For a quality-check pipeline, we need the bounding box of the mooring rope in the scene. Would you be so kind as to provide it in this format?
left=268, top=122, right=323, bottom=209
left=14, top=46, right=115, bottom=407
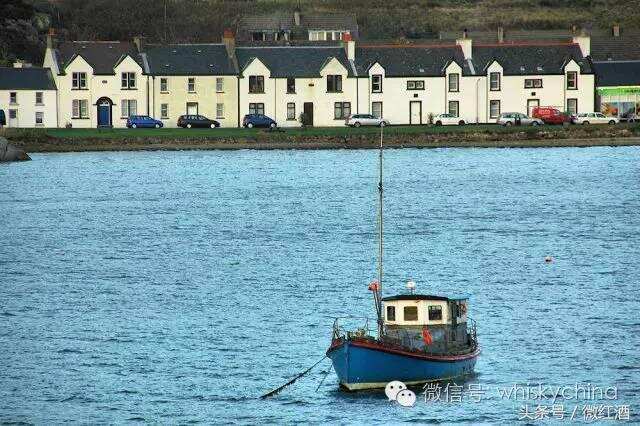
left=315, top=362, right=334, bottom=392
left=260, top=356, right=327, bottom=399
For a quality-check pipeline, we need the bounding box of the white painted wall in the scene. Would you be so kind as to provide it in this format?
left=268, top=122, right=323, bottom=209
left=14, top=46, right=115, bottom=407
left=0, top=89, right=57, bottom=127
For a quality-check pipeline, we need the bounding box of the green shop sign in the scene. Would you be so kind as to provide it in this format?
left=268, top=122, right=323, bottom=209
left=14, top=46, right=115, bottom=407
left=597, top=86, right=640, bottom=96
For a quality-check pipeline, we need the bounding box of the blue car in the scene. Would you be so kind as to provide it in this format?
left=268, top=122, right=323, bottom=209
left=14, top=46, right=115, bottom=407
left=242, top=113, right=277, bottom=129
left=126, top=115, right=163, bottom=128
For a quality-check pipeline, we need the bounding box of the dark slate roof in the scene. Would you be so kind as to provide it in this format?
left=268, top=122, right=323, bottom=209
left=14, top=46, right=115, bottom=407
left=592, top=61, right=640, bottom=86
left=590, top=34, right=640, bottom=61
left=354, top=45, right=468, bottom=77
left=145, top=44, right=236, bottom=75
left=439, top=29, right=574, bottom=43
left=236, top=46, right=353, bottom=77
left=382, top=294, right=467, bottom=302
left=239, top=12, right=357, bottom=32
left=471, top=43, right=592, bottom=75
left=55, top=41, right=143, bottom=75
left=0, top=67, right=57, bottom=90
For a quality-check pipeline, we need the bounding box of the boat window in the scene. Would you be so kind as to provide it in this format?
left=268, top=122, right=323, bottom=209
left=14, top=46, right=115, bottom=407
left=403, top=306, right=418, bottom=321
left=428, top=305, right=442, bottom=321
left=386, top=306, right=396, bottom=321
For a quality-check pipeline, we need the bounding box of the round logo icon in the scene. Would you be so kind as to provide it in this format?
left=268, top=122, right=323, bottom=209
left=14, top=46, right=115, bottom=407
left=385, top=380, right=407, bottom=401
left=396, top=389, right=417, bottom=407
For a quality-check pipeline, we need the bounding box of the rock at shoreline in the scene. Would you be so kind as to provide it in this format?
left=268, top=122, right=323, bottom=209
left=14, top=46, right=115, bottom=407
left=0, top=137, right=31, bottom=162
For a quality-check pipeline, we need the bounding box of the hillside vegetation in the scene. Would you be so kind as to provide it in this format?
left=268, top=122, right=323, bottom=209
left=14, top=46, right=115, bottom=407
left=2, top=0, right=639, bottom=66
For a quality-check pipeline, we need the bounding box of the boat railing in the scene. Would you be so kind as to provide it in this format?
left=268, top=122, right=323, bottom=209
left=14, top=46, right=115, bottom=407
left=332, top=316, right=377, bottom=341
left=467, top=317, right=478, bottom=348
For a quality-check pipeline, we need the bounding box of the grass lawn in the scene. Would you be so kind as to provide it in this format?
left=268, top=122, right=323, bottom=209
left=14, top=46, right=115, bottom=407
left=8, top=123, right=629, bottom=140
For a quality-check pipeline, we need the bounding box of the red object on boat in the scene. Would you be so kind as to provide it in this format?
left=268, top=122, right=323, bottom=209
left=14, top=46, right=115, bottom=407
left=422, top=326, right=433, bottom=345
left=368, top=281, right=380, bottom=291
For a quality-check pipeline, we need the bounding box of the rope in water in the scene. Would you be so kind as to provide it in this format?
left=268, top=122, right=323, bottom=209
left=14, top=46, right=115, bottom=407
left=260, top=356, right=327, bottom=399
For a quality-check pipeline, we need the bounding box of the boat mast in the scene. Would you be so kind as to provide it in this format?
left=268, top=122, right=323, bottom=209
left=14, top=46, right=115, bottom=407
left=376, top=125, right=384, bottom=337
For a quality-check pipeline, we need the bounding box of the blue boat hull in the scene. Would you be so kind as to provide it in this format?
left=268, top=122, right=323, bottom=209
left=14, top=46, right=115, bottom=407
left=326, top=339, right=479, bottom=390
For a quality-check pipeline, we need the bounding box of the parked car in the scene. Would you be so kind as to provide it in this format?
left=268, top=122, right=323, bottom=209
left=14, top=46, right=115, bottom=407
left=531, top=107, right=570, bottom=125
left=433, top=113, right=466, bottom=126
left=126, top=115, right=163, bottom=128
left=177, top=115, right=220, bottom=128
left=571, top=113, right=619, bottom=125
left=622, top=112, right=639, bottom=123
left=242, top=114, right=277, bottom=129
left=497, top=112, right=543, bottom=126
left=0, top=109, right=5, bottom=126
left=345, top=114, right=389, bottom=127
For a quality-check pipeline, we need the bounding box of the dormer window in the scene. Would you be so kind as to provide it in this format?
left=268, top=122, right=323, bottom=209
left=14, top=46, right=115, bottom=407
left=386, top=305, right=396, bottom=321
left=566, top=71, right=578, bottom=90
left=403, top=306, right=418, bottom=321
left=121, top=72, right=136, bottom=89
left=72, top=72, right=87, bottom=90
left=428, top=305, right=443, bottom=321
left=160, top=78, right=168, bottom=93
left=327, top=75, right=342, bottom=93
left=490, top=72, right=501, bottom=91
left=249, top=75, right=264, bottom=93
left=188, top=77, right=196, bottom=93
left=287, top=77, right=295, bottom=94
left=448, top=73, right=459, bottom=92
left=372, top=74, right=382, bottom=93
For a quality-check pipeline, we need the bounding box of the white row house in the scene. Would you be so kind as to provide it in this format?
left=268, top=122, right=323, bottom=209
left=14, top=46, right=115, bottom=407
left=0, top=66, right=57, bottom=128
left=2, top=31, right=597, bottom=128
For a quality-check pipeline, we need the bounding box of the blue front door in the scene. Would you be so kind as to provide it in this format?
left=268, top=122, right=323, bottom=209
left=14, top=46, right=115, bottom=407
left=97, top=101, right=111, bottom=127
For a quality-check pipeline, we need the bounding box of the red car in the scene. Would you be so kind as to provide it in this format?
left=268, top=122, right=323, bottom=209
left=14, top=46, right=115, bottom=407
left=532, top=106, right=571, bottom=125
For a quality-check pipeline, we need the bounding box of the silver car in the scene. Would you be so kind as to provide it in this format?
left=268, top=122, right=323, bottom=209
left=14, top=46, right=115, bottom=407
left=346, top=114, right=389, bottom=127
left=497, top=112, right=543, bottom=126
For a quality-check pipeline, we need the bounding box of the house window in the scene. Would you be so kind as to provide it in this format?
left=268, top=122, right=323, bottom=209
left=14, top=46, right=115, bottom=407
left=406, top=80, right=425, bottom=90
left=287, top=102, right=295, bottom=120
left=216, top=77, right=224, bottom=93
left=567, top=98, right=578, bottom=115
left=9, top=109, right=17, bottom=119
left=490, top=100, right=501, bottom=119
left=386, top=305, right=396, bottom=321
left=372, top=102, right=383, bottom=118
left=524, top=79, right=543, bottom=88
left=9, top=92, right=17, bottom=104
left=188, top=77, right=196, bottom=93
left=567, top=71, right=578, bottom=90
left=448, top=100, right=459, bottom=118
left=121, top=72, right=136, bottom=89
left=35, top=112, right=44, bottom=126
left=448, top=73, right=459, bottom=92
left=216, top=103, right=224, bottom=118
left=249, top=103, right=264, bottom=115
left=327, top=75, right=342, bottom=93
left=287, top=77, right=296, bottom=94
left=372, top=74, right=382, bottom=93
left=186, top=102, right=198, bottom=115
left=249, top=76, right=264, bottom=93
left=160, top=78, right=168, bottom=92
left=72, top=72, right=87, bottom=89
left=403, top=306, right=418, bottom=321
left=490, top=72, right=501, bottom=91
left=121, top=99, right=137, bottom=118
left=160, top=103, right=169, bottom=119
left=334, top=102, right=351, bottom=119
left=251, top=32, right=265, bottom=41
left=35, top=92, right=43, bottom=105
left=72, top=99, right=88, bottom=118
left=428, top=305, right=443, bottom=321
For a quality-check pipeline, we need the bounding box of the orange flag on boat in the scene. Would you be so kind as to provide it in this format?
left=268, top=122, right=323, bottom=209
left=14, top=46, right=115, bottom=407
left=422, top=326, right=433, bottom=345
left=368, top=281, right=380, bottom=292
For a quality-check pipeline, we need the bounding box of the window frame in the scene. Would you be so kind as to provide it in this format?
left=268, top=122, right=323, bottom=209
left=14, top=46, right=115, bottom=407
left=490, top=100, right=501, bottom=119
left=448, top=73, right=459, bottom=92
left=121, top=72, right=136, bottom=89
left=286, top=102, right=296, bottom=120
left=286, top=77, right=296, bottom=94
left=327, top=75, right=343, bottom=93
left=72, top=72, right=87, bottom=90
left=9, top=92, right=17, bottom=104
left=567, top=98, right=578, bottom=115
left=72, top=99, right=88, bottom=119
left=334, top=101, right=351, bottom=119
left=566, top=71, right=578, bottom=90
left=160, top=78, right=169, bottom=93
left=386, top=305, right=396, bottom=321
left=428, top=305, right=443, bottom=321
left=35, top=92, right=43, bottom=105
left=121, top=99, right=137, bottom=118
left=249, top=75, right=265, bottom=94
left=490, top=72, right=501, bottom=91
left=216, top=77, right=224, bottom=93
left=372, top=101, right=383, bottom=119
left=403, top=306, right=418, bottom=321
left=448, top=100, right=459, bottom=118
left=371, top=74, right=382, bottom=93
left=35, top=111, right=44, bottom=126
left=160, top=103, right=169, bottom=119
left=187, top=77, right=196, bottom=93
left=216, top=103, right=224, bottom=119
left=249, top=103, right=265, bottom=115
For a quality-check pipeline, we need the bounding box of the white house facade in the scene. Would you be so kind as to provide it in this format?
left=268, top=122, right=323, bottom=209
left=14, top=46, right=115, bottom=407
left=0, top=66, right=57, bottom=128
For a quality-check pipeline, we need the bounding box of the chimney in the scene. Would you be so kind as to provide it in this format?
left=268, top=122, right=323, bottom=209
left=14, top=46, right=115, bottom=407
left=456, top=37, right=472, bottom=60
left=572, top=30, right=590, bottom=57
left=294, top=7, right=301, bottom=27
left=462, top=28, right=468, bottom=39
left=497, top=26, right=504, bottom=43
left=133, top=36, right=144, bottom=52
left=613, top=24, right=620, bottom=37
left=223, top=29, right=236, bottom=59
left=571, top=24, right=578, bottom=35
left=343, top=32, right=355, bottom=61
left=46, top=27, right=55, bottom=49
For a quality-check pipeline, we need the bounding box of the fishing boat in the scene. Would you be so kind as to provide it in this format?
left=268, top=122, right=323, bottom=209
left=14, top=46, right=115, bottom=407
left=326, top=128, right=480, bottom=391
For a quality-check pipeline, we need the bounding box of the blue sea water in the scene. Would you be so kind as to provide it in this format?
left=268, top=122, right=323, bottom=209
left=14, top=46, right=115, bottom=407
left=0, top=147, right=639, bottom=424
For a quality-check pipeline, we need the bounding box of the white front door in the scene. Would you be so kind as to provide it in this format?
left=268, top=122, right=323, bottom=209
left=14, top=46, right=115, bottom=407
left=8, top=109, right=18, bottom=127
left=410, top=101, right=422, bottom=125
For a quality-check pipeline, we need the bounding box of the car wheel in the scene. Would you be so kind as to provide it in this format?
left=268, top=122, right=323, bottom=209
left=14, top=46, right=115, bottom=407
left=582, top=121, right=589, bottom=125
left=186, top=123, right=192, bottom=129
left=531, top=121, right=539, bottom=126
left=154, top=123, right=160, bottom=128
left=504, top=121, right=512, bottom=126
left=379, top=121, right=386, bottom=127
left=354, top=122, right=361, bottom=128
left=609, top=120, right=616, bottom=125
left=458, top=120, right=465, bottom=125
left=270, top=122, right=276, bottom=128
left=247, top=123, right=254, bottom=128
left=210, top=123, right=216, bottom=128
left=435, top=121, right=442, bottom=126
left=132, top=124, right=137, bottom=129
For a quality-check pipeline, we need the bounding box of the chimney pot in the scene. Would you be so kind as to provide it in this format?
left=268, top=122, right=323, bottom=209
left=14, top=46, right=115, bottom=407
left=497, top=26, right=504, bottom=43
left=294, top=8, right=301, bottom=26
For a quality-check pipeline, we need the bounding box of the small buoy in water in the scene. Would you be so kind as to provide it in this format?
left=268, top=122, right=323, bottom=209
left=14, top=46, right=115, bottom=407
left=544, top=256, right=553, bottom=263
